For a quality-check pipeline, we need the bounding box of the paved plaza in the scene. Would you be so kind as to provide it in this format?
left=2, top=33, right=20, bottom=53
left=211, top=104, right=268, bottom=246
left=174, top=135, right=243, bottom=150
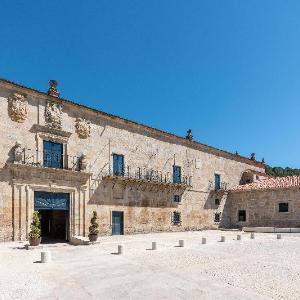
left=1, top=230, right=300, bottom=300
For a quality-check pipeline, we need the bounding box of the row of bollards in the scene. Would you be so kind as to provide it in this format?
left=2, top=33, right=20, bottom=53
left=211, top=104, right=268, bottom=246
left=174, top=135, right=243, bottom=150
left=39, top=233, right=284, bottom=262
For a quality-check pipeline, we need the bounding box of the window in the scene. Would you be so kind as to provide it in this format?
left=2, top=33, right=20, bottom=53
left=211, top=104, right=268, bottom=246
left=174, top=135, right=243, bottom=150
left=238, top=210, right=246, bottom=222
left=215, top=199, right=220, bottom=206
left=174, top=195, right=181, bottom=203
left=172, top=211, right=181, bottom=225
left=113, top=154, right=124, bottom=176
left=214, top=213, right=221, bottom=223
left=214, top=174, right=221, bottom=190
left=43, top=140, right=63, bottom=169
left=279, top=202, right=289, bottom=213
left=173, top=165, right=181, bottom=184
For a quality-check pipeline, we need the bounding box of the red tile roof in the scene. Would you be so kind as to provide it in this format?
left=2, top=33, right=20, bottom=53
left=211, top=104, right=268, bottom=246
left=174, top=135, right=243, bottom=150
left=231, top=176, right=300, bottom=192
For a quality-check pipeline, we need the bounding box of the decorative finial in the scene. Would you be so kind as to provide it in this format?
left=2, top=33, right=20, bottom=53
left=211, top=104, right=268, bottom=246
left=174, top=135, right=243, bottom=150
left=235, top=151, right=239, bottom=155
left=250, top=153, right=256, bottom=161
left=48, top=80, right=60, bottom=97
left=262, top=158, right=265, bottom=164
left=186, top=129, right=193, bottom=141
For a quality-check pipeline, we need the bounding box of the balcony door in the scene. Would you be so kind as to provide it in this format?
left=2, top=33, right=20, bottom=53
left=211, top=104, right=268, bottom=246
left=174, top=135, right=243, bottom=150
left=43, top=140, right=63, bottom=169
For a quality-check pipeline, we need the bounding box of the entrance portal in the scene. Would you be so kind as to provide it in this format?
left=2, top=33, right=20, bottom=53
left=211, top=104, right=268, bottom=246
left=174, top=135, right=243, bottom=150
left=34, top=191, right=69, bottom=242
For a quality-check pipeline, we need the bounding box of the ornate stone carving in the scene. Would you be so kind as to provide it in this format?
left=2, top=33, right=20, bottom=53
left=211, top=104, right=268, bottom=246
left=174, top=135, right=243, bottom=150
left=13, top=141, right=23, bottom=163
left=75, top=118, right=91, bottom=139
left=78, top=154, right=88, bottom=171
left=186, top=129, right=193, bottom=141
left=8, top=93, right=28, bottom=123
left=45, top=102, right=63, bottom=129
left=47, top=80, right=60, bottom=97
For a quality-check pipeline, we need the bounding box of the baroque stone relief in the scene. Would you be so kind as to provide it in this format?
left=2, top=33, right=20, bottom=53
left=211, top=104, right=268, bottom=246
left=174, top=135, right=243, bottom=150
left=8, top=93, right=28, bottom=123
left=45, top=102, right=63, bottom=129
left=13, top=141, right=23, bottom=163
left=75, top=118, right=91, bottom=139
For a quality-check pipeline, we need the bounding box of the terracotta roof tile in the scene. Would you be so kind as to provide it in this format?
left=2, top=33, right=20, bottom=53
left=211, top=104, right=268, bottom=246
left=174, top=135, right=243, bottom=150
left=231, top=176, right=300, bottom=192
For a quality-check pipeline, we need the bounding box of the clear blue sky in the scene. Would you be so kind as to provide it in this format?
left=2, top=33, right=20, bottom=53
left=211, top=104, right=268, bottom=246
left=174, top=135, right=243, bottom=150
left=1, top=0, right=300, bottom=167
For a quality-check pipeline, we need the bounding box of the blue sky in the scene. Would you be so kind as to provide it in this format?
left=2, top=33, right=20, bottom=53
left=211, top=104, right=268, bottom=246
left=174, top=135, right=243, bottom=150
left=1, top=0, right=300, bottom=167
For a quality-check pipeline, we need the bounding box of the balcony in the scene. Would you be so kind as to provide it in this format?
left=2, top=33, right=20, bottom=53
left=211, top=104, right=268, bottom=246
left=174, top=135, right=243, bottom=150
left=6, top=147, right=90, bottom=185
left=208, top=180, right=229, bottom=192
left=15, top=148, right=82, bottom=171
left=102, top=166, right=192, bottom=192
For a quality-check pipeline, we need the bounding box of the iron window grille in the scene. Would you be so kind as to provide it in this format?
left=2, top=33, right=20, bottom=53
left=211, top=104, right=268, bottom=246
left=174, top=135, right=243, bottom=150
left=172, top=211, right=181, bottom=225
left=174, top=195, right=181, bottom=203
left=214, top=213, right=221, bottom=223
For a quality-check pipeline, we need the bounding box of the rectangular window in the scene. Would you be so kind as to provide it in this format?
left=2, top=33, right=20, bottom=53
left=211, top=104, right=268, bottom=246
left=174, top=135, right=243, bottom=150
left=214, top=213, right=221, bottom=223
left=113, top=154, right=124, bottom=176
left=173, top=165, right=181, bottom=184
left=238, top=210, right=246, bottom=222
left=214, top=174, right=221, bottom=190
left=174, top=195, right=181, bottom=203
left=172, top=211, right=181, bottom=225
left=215, top=198, right=220, bottom=206
left=279, top=202, right=289, bottom=213
left=43, top=140, right=63, bottom=169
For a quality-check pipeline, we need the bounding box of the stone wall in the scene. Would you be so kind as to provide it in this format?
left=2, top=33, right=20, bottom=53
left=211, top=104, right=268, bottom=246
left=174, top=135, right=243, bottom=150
left=226, top=188, right=300, bottom=228
left=0, top=80, right=265, bottom=241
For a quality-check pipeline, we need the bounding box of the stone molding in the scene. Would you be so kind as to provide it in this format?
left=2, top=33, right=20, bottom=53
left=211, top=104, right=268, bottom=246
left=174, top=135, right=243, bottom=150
left=8, top=93, right=28, bottom=123
left=45, top=101, right=63, bottom=129
left=32, top=124, right=72, bottom=139
left=75, top=118, right=91, bottom=139
left=6, top=162, right=91, bottom=185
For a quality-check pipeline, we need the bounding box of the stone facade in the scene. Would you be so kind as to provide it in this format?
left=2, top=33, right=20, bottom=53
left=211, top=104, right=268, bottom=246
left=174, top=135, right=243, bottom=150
left=226, top=188, right=300, bottom=228
left=0, top=79, right=265, bottom=242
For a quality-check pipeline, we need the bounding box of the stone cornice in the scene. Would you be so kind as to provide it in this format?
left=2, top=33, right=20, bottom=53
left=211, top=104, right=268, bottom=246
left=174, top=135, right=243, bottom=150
left=31, top=124, right=72, bottom=138
left=5, top=163, right=91, bottom=185
left=0, top=78, right=265, bottom=169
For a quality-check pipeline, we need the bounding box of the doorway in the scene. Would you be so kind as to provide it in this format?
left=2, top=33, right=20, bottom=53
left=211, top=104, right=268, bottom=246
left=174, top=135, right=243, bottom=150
left=34, top=191, right=70, bottom=242
left=112, top=211, right=124, bottom=235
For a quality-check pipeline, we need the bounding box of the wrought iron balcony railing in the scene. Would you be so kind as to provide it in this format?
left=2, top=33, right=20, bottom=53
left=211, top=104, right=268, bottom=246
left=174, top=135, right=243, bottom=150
left=208, top=180, right=229, bottom=191
left=14, top=148, right=82, bottom=172
left=103, top=165, right=192, bottom=186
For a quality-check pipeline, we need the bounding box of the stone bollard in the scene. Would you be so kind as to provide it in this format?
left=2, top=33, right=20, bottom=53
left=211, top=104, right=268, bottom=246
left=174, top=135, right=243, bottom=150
left=277, top=234, right=282, bottom=240
left=178, top=240, right=184, bottom=247
left=237, top=234, right=241, bottom=241
left=152, top=242, right=157, bottom=250
left=250, top=232, right=255, bottom=239
left=202, top=237, right=206, bottom=244
left=41, top=251, right=51, bottom=263
left=117, top=245, right=123, bottom=255
left=220, top=236, right=225, bottom=242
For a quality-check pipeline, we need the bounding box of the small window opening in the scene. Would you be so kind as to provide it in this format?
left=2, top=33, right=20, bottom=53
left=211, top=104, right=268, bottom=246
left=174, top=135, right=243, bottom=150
left=238, top=210, right=246, bottom=222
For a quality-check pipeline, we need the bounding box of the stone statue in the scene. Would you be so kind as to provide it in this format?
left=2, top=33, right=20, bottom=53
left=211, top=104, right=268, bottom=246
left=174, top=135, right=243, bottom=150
left=186, top=129, right=193, bottom=141
left=13, top=141, right=23, bottom=163
left=75, top=118, right=91, bottom=139
left=47, top=80, right=60, bottom=97
left=45, top=101, right=63, bottom=129
left=79, top=153, right=88, bottom=171
left=250, top=153, right=256, bottom=161
left=8, top=93, right=28, bottom=123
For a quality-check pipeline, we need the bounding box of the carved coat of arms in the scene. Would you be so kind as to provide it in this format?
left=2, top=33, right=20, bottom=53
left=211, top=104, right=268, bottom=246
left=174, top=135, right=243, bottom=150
left=75, top=118, right=91, bottom=139
left=8, top=93, right=28, bottom=123
left=45, top=102, right=63, bottom=129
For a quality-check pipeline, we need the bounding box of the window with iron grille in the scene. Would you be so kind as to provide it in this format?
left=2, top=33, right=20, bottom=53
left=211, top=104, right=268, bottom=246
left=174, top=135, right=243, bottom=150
left=173, top=165, right=181, bottom=184
left=43, top=140, right=63, bottom=169
left=214, top=213, right=221, bottom=223
left=238, top=210, right=246, bottom=222
left=113, top=154, right=124, bottom=176
left=279, top=202, right=289, bottom=213
left=174, top=195, right=181, bottom=203
left=214, top=174, right=221, bottom=190
left=172, top=211, right=181, bottom=225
